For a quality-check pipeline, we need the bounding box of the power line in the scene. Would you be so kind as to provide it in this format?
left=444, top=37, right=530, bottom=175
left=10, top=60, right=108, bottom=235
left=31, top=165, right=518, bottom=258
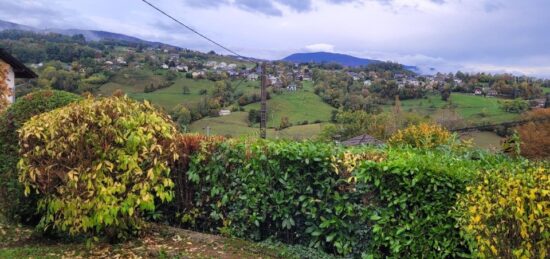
left=141, top=0, right=247, bottom=60
left=141, top=0, right=269, bottom=139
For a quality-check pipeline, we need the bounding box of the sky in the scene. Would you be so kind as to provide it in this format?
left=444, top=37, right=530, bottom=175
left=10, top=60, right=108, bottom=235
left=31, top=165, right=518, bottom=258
left=1, top=0, right=550, bottom=77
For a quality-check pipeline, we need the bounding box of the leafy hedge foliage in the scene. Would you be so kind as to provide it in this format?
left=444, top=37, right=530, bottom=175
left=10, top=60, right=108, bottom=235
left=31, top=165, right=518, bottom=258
left=18, top=96, right=177, bottom=239
left=176, top=139, right=523, bottom=257
left=0, top=90, right=81, bottom=223
left=457, top=166, right=550, bottom=258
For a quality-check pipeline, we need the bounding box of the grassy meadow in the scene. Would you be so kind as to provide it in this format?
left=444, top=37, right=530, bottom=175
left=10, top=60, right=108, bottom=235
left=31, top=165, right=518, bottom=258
left=386, top=93, right=520, bottom=125
left=244, top=81, right=335, bottom=128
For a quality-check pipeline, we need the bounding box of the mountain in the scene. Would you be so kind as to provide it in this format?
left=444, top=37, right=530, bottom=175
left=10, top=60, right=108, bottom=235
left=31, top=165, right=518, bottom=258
left=0, top=19, right=175, bottom=48
left=0, top=20, right=37, bottom=31
left=282, top=51, right=418, bottom=72
left=283, top=52, right=379, bottom=67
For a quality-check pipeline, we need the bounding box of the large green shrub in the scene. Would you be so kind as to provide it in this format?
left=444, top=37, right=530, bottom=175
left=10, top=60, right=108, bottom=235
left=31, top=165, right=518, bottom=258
left=0, top=90, right=81, bottom=223
left=186, top=140, right=369, bottom=254
left=18, top=96, right=178, bottom=239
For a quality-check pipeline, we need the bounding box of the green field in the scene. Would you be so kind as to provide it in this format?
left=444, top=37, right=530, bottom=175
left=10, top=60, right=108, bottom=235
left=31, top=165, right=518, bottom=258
left=387, top=93, right=519, bottom=125
left=460, top=131, right=504, bottom=151
left=188, top=111, right=325, bottom=139
left=99, top=68, right=168, bottom=95
left=543, top=87, right=550, bottom=94
left=245, top=81, right=335, bottom=128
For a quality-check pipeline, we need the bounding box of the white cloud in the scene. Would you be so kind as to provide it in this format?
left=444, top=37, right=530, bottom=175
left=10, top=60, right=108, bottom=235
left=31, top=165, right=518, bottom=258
left=304, top=43, right=335, bottom=52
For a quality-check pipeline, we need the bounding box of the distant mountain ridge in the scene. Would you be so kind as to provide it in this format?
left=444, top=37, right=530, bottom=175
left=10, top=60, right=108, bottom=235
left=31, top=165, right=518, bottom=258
left=283, top=52, right=379, bottom=67
left=0, top=19, right=175, bottom=48
left=282, top=51, right=418, bottom=72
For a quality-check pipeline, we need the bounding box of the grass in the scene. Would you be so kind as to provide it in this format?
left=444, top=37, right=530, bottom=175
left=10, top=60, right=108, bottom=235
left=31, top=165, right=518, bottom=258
left=387, top=93, right=520, bottom=125
left=245, top=81, right=335, bottom=128
left=188, top=111, right=325, bottom=139
left=460, top=131, right=504, bottom=151
left=543, top=87, right=550, bottom=94
left=99, top=68, right=168, bottom=95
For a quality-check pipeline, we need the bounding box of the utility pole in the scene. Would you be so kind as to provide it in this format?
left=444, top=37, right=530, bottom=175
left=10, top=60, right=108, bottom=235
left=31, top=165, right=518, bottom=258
left=260, top=62, right=268, bottom=139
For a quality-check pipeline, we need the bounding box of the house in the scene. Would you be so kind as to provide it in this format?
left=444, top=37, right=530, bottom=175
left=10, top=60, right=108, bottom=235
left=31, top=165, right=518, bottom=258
left=363, top=80, right=372, bottom=87
left=206, top=61, right=218, bottom=68
left=218, top=109, right=231, bottom=116
left=268, top=75, right=279, bottom=85
left=287, top=83, right=297, bottom=91
left=341, top=134, right=384, bottom=146
left=176, top=65, right=188, bottom=72
left=192, top=71, right=205, bottom=79
left=530, top=98, right=546, bottom=108
left=227, top=63, right=237, bottom=70
left=247, top=73, right=259, bottom=81
left=161, top=64, right=169, bottom=69
left=116, top=57, right=126, bottom=65
left=0, top=49, right=37, bottom=104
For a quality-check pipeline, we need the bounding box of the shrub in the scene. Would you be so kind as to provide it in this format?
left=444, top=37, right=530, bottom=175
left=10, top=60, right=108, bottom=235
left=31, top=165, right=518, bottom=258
left=500, top=99, right=529, bottom=113
left=162, top=134, right=223, bottom=226
left=388, top=123, right=452, bottom=148
left=18, top=96, right=178, bottom=239
left=186, top=140, right=369, bottom=255
left=180, top=139, right=514, bottom=257
left=0, top=90, right=81, bottom=223
left=353, top=149, right=484, bottom=258
left=170, top=104, right=192, bottom=130
left=456, top=166, right=550, bottom=258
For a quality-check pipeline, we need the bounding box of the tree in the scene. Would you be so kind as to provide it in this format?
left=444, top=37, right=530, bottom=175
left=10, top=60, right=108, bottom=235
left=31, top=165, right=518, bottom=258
left=182, top=85, right=191, bottom=95
left=171, top=104, right=192, bottom=130
left=279, top=116, right=291, bottom=130
left=441, top=86, right=451, bottom=101
left=516, top=108, right=550, bottom=159
left=248, top=109, right=260, bottom=124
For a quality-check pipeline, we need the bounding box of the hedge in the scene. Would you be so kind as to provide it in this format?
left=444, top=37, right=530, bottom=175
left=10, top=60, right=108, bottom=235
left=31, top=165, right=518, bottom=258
left=175, top=139, right=523, bottom=257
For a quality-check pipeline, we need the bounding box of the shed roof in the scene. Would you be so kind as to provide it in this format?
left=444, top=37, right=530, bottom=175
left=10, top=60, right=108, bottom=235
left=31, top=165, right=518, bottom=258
left=0, top=49, right=37, bottom=78
left=341, top=134, right=384, bottom=146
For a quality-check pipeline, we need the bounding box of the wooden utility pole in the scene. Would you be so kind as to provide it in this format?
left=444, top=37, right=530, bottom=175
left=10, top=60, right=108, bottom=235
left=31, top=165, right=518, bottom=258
left=260, top=62, right=268, bottom=139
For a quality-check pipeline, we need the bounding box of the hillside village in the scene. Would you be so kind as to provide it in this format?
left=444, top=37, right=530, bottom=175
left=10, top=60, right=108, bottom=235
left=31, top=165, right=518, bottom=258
left=0, top=2, right=550, bottom=258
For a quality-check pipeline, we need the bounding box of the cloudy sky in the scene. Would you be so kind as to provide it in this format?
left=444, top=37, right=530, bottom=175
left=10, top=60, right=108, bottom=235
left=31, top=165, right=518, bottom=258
left=2, top=0, right=550, bottom=76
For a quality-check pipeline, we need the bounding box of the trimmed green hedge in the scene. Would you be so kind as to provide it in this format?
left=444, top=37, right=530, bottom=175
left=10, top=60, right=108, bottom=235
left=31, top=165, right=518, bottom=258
left=177, top=139, right=517, bottom=257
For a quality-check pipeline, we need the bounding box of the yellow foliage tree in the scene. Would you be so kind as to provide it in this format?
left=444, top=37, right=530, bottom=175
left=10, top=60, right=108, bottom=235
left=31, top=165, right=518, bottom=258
left=388, top=123, right=452, bottom=148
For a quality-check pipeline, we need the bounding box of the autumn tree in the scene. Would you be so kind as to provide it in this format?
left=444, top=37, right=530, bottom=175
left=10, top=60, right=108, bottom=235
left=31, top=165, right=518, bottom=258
left=516, top=108, right=550, bottom=159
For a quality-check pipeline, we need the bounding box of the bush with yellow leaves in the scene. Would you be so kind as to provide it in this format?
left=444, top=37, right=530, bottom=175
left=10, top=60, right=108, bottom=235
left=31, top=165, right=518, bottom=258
left=388, top=123, right=452, bottom=148
left=456, top=167, right=550, bottom=258
left=18, top=96, right=178, bottom=240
